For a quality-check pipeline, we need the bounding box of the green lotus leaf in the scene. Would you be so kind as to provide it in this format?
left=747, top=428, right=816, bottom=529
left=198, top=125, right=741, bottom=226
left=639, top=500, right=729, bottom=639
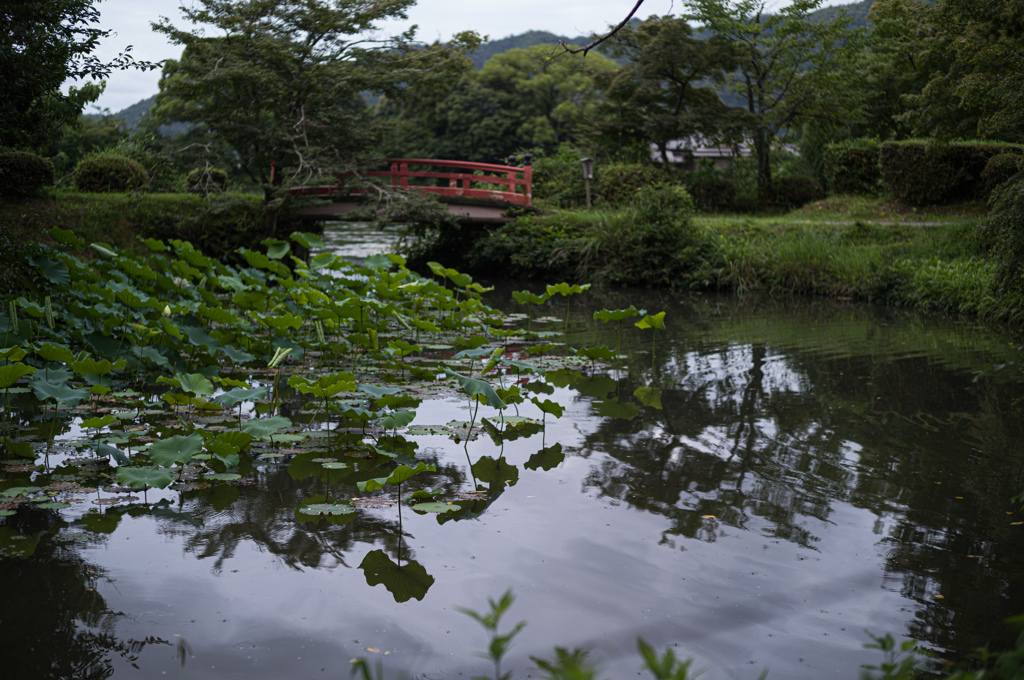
left=0, top=363, right=36, bottom=389
left=241, top=416, right=292, bottom=441
left=442, top=368, right=506, bottom=410
left=1, top=437, right=35, bottom=459
left=34, top=343, right=74, bottom=364
left=149, top=433, right=204, bottom=468
left=116, top=466, right=174, bottom=489
left=290, top=231, right=326, bottom=250
left=0, top=486, right=42, bottom=498
left=36, top=501, right=71, bottom=510
left=205, top=473, right=242, bottom=482
left=379, top=410, right=416, bottom=430
left=0, top=346, right=27, bottom=362
left=176, top=372, right=216, bottom=397
left=635, top=311, right=666, bottom=330
left=298, top=502, right=355, bottom=516
left=81, top=415, right=117, bottom=429
left=411, top=502, right=461, bottom=514
left=593, top=306, right=639, bottom=322
left=30, top=377, right=89, bottom=407
left=97, top=442, right=130, bottom=466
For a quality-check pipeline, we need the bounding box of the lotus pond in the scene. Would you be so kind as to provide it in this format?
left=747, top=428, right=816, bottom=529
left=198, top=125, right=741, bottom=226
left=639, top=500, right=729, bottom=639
left=1, top=224, right=1023, bottom=680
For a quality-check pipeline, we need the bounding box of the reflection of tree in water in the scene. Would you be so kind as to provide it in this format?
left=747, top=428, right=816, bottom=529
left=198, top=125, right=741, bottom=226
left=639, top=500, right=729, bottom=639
left=580, top=342, right=854, bottom=548
left=149, top=450, right=465, bottom=573
left=576, top=315, right=1024, bottom=664
left=0, top=507, right=167, bottom=678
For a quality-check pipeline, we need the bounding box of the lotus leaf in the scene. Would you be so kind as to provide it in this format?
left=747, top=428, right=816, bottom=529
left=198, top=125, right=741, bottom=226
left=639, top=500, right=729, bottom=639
left=411, top=502, right=461, bottom=514
left=116, top=466, right=175, bottom=489
left=149, top=433, right=203, bottom=468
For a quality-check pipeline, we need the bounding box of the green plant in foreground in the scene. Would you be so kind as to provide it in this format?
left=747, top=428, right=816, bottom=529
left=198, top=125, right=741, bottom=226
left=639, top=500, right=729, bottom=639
left=457, top=589, right=526, bottom=680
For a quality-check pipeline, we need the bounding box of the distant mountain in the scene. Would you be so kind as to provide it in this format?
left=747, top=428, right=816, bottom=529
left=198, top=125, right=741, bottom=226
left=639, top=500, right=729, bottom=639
left=467, top=30, right=598, bottom=68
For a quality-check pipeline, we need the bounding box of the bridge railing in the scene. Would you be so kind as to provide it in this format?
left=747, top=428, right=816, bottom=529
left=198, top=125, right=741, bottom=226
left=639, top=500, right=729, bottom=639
left=286, top=158, right=532, bottom=206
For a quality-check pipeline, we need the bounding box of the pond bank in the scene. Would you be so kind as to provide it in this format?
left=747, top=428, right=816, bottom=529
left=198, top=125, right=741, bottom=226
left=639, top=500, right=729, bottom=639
left=410, top=196, right=1023, bottom=328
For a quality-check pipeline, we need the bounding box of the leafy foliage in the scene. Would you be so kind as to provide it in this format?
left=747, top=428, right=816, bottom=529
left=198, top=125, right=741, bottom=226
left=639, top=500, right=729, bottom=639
left=822, top=138, right=882, bottom=195
left=774, top=175, right=825, bottom=209
left=0, top=152, right=55, bottom=198
left=880, top=140, right=1024, bottom=205
left=72, top=151, right=150, bottom=193
left=0, top=0, right=154, bottom=149
left=150, top=0, right=481, bottom=184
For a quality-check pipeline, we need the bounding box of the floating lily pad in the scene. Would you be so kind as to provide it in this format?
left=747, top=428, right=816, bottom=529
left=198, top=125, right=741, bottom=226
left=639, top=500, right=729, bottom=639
left=298, top=503, right=355, bottom=516
left=205, top=473, right=242, bottom=482
left=36, top=501, right=71, bottom=510
left=411, top=502, right=461, bottom=514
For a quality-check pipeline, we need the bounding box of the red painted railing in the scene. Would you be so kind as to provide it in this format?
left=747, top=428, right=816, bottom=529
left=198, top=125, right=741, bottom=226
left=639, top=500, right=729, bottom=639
left=285, top=158, right=532, bottom=206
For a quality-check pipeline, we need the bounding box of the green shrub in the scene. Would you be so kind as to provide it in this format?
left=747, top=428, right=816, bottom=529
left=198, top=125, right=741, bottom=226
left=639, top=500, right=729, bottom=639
left=594, top=162, right=668, bottom=208
left=73, top=151, right=150, bottom=193
left=880, top=140, right=1024, bottom=205
left=822, top=138, right=882, bottom=194
left=186, top=167, right=229, bottom=194
left=578, top=185, right=701, bottom=287
left=0, top=151, right=55, bottom=198
left=981, top=154, right=1023, bottom=196
left=529, top=144, right=589, bottom=209
left=687, top=177, right=737, bottom=213
left=774, top=175, right=825, bottom=209
left=983, top=175, right=1024, bottom=296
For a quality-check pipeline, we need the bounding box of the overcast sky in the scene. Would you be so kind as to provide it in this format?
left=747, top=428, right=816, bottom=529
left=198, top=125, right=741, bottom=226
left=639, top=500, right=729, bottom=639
left=88, top=0, right=853, bottom=113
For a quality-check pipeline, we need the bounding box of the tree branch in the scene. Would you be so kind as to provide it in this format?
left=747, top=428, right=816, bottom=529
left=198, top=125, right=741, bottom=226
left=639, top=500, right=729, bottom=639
left=557, top=0, right=650, bottom=56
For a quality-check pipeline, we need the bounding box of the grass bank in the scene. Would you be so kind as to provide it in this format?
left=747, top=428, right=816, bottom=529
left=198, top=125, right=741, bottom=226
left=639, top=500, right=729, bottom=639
left=421, top=194, right=1024, bottom=326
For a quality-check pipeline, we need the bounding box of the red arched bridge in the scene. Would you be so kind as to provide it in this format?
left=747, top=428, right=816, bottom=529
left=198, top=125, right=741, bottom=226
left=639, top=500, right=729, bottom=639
left=285, top=159, right=533, bottom=223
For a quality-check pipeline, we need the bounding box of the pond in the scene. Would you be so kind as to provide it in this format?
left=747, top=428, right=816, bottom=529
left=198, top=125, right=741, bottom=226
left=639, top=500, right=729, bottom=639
left=2, top=223, right=1023, bottom=680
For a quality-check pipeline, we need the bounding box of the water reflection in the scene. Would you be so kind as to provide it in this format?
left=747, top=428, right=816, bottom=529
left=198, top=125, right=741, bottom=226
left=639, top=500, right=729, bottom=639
left=4, top=284, right=1024, bottom=678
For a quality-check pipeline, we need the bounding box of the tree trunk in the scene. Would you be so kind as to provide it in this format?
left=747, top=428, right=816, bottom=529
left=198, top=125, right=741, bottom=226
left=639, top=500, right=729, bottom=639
left=754, top=127, right=773, bottom=210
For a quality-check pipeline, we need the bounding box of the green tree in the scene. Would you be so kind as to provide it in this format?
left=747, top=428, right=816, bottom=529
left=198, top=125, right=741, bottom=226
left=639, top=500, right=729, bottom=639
left=379, top=44, right=617, bottom=163
left=150, top=0, right=481, bottom=185
left=0, top=0, right=152, bottom=150
left=41, top=113, right=128, bottom=178
left=588, top=15, right=745, bottom=165
left=684, top=0, right=866, bottom=206
left=893, top=0, right=1024, bottom=142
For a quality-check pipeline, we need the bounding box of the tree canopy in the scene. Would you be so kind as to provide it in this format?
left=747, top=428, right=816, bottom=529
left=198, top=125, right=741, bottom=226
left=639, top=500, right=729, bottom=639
left=589, top=15, right=744, bottom=165
left=684, top=0, right=866, bottom=205
left=149, top=0, right=481, bottom=184
left=0, top=0, right=152, bottom=150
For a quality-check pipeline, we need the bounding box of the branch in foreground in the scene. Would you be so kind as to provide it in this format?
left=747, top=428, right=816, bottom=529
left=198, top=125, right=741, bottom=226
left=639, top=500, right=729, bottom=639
left=557, top=0, right=649, bottom=55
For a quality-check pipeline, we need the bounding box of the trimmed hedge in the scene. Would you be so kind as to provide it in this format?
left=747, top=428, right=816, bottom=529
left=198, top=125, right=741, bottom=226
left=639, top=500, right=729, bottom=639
left=822, top=138, right=881, bottom=195
left=880, top=140, right=1024, bottom=206
left=73, top=152, right=149, bottom=193
left=0, top=151, right=55, bottom=198
left=774, top=176, right=825, bottom=209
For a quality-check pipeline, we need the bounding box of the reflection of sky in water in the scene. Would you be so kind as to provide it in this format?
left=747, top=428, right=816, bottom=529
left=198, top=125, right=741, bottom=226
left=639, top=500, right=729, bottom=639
left=8, top=276, right=1024, bottom=679
left=319, top=221, right=405, bottom=262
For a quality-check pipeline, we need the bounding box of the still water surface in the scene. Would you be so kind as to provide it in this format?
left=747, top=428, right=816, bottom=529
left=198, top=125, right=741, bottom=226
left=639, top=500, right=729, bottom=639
left=3, top=223, right=1024, bottom=679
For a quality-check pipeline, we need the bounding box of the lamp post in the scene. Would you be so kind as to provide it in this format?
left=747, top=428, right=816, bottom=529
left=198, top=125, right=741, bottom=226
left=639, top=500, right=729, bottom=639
left=580, top=157, right=593, bottom=209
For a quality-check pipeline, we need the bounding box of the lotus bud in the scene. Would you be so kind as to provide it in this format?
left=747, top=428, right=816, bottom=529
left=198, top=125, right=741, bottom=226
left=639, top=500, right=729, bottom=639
left=163, top=305, right=172, bottom=318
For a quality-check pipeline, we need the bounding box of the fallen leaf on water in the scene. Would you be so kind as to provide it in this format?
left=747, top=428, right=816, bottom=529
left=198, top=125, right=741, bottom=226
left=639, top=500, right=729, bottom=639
left=364, top=647, right=380, bottom=653
left=701, top=515, right=715, bottom=519
left=934, top=594, right=944, bottom=599
left=1011, top=522, right=1022, bottom=526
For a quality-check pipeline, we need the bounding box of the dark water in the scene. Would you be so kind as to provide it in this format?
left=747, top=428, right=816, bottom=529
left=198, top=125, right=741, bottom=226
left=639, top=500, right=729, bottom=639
left=3, top=224, right=1024, bottom=680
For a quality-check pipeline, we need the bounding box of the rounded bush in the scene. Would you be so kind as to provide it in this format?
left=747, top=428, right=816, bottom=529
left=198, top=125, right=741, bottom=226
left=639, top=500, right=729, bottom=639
left=595, top=163, right=668, bottom=208
left=186, top=167, right=228, bottom=193
left=73, top=152, right=149, bottom=193
left=0, top=151, right=55, bottom=198
left=774, top=175, right=824, bottom=209
left=689, top=177, right=736, bottom=213
left=981, top=154, right=1023, bottom=196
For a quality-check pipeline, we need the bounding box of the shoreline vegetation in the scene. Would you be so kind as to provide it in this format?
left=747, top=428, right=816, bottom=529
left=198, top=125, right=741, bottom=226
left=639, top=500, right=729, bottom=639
left=2, top=189, right=1018, bottom=329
